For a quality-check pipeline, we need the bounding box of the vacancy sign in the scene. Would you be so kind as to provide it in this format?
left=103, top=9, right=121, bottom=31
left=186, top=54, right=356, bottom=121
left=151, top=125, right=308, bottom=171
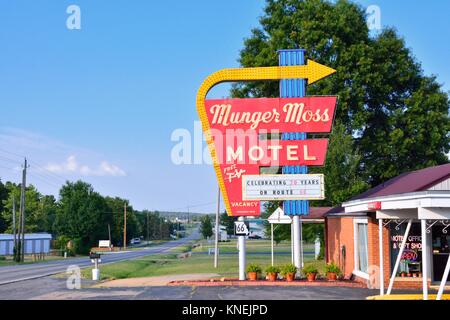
left=243, top=174, right=324, bottom=201
left=196, top=60, right=337, bottom=217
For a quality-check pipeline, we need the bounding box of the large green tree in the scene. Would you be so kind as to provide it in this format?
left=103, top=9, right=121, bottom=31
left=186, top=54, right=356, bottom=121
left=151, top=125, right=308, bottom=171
left=54, top=181, right=111, bottom=253
left=316, top=121, right=369, bottom=206
left=232, top=0, right=450, bottom=186
left=1, top=182, right=47, bottom=233
left=0, top=179, right=8, bottom=232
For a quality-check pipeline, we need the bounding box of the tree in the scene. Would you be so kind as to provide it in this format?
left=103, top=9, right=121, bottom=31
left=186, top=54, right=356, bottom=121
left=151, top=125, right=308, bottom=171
left=1, top=182, right=43, bottom=233
left=104, top=196, right=141, bottom=246
left=220, top=211, right=236, bottom=235
left=0, top=179, right=8, bottom=233
left=315, top=121, right=369, bottom=206
left=231, top=0, right=449, bottom=187
left=54, top=181, right=110, bottom=254
left=200, top=215, right=213, bottom=239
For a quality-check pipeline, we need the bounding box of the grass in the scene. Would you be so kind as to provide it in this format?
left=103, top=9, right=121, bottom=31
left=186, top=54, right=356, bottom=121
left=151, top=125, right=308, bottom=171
left=80, top=239, right=325, bottom=281
left=0, top=254, right=71, bottom=266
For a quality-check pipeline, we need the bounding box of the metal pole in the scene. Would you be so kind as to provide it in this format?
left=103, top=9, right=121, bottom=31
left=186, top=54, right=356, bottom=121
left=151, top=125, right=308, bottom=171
left=123, top=203, right=127, bottom=250
left=379, top=218, right=384, bottom=296
left=278, top=49, right=308, bottom=271
left=238, top=216, right=246, bottom=280
left=214, top=186, right=220, bottom=268
left=147, top=211, right=150, bottom=245
left=299, top=217, right=304, bottom=268
left=387, top=219, right=412, bottom=295
left=421, top=218, right=428, bottom=300
left=437, top=252, right=450, bottom=300
left=20, top=158, right=27, bottom=262
left=293, top=216, right=301, bottom=269
left=108, top=224, right=111, bottom=250
left=291, top=223, right=294, bottom=264
left=271, top=223, right=274, bottom=266
left=12, top=196, right=16, bottom=260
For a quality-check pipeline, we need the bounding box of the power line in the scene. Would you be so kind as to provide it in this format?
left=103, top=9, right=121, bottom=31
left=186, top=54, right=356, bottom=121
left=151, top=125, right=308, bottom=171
left=0, top=154, right=21, bottom=165
left=0, top=148, right=67, bottom=183
left=27, top=172, right=61, bottom=189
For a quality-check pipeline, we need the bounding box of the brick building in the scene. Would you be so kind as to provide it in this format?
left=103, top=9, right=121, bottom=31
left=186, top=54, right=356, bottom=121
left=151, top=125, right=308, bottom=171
left=325, top=163, right=450, bottom=297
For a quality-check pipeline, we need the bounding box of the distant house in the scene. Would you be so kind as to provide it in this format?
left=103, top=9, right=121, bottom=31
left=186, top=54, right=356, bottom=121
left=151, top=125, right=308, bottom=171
left=0, top=233, right=52, bottom=256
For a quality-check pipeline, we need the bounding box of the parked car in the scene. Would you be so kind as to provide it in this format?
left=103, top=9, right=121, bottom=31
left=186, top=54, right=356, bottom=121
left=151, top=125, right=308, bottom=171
left=130, top=238, right=141, bottom=245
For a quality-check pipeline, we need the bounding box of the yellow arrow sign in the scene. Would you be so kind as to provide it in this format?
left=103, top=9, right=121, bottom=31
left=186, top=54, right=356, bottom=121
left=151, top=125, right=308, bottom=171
left=196, top=59, right=336, bottom=216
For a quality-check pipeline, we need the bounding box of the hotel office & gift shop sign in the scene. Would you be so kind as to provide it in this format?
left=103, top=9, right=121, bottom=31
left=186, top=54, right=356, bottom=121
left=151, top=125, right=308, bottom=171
left=196, top=60, right=337, bottom=216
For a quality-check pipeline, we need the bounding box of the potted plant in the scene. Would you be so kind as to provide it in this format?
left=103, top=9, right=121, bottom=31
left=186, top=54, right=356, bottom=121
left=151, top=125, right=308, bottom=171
left=324, top=262, right=341, bottom=281
left=265, top=265, right=281, bottom=282
left=400, top=272, right=406, bottom=277
left=302, top=265, right=318, bottom=282
left=246, top=263, right=262, bottom=281
left=280, top=264, right=297, bottom=282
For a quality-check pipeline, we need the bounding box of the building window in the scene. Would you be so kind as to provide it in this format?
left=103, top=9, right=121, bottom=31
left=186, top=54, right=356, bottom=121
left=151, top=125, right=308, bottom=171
left=354, top=219, right=369, bottom=276
left=389, top=223, right=422, bottom=278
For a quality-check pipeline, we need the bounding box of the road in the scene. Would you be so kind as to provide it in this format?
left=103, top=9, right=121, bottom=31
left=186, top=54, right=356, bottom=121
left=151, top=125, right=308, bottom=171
left=0, top=229, right=200, bottom=286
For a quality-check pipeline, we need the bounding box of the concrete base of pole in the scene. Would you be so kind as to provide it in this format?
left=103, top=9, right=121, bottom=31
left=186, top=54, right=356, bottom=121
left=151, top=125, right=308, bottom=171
left=92, top=268, right=100, bottom=281
left=238, top=216, right=246, bottom=281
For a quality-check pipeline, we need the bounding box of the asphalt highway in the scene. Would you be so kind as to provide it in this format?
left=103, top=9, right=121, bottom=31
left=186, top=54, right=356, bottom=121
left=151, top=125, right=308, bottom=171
left=0, top=230, right=200, bottom=286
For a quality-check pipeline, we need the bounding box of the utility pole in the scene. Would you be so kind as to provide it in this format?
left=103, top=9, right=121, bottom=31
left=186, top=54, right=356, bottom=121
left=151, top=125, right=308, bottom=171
left=108, top=224, right=111, bottom=250
left=214, top=186, right=220, bottom=268
left=187, top=206, right=190, bottom=224
left=123, top=202, right=127, bottom=250
left=146, top=211, right=150, bottom=245
left=18, top=158, right=28, bottom=262
left=12, top=196, right=17, bottom=261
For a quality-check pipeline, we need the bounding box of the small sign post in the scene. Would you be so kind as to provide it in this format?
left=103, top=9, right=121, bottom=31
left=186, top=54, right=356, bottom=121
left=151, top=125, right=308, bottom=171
left=268, top=207, right=292, bottom=266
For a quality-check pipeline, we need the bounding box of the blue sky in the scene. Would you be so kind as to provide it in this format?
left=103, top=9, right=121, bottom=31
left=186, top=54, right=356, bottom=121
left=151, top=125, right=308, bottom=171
left=0, top=0, right=449, bottom=213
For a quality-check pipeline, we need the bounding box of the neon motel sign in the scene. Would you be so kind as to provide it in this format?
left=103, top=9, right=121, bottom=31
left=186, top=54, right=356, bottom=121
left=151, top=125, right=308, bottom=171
left=196, top=60, right=337, bottom=216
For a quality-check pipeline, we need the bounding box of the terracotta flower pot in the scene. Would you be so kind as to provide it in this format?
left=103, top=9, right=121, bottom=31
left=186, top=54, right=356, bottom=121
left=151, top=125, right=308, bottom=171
left=400, top=273, right=406, bottom=277
left=307, top=273, right=317, bottom=282
left=285, top=273, right=295, bottom=282
left=327, top=272, right=337, bottom=281
left=268, top=272, right=278, bottom=282
left=248, top=272, right=258, bottom=281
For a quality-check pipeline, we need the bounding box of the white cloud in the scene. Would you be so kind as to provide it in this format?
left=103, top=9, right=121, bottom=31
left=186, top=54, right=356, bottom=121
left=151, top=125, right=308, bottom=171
left=44, top=155, right=126, bottom=177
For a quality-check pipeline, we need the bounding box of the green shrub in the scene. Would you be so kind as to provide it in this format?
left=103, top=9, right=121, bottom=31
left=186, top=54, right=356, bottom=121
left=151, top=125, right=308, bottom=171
left=246, top=263, right=262, bottom=273
left=302, top=264, right=318, bottom=275
left=265, top=265, right=281, bottom=274
left=280, top=263, right=297, bottom=276
left=0, top=256, right=6, bottom=261
left=324, top=262, right=341, bottom=275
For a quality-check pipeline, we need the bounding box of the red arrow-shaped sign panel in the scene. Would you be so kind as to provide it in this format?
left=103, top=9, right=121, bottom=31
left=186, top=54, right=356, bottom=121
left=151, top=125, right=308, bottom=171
left=204, top=96, right=337, bottom=216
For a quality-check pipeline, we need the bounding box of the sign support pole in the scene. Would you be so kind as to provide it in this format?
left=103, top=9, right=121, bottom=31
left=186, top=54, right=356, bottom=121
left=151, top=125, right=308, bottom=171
left=279, top=49, right=307, bottom=271
left=291, top=223, right=294, bottom=264
left=271, top=223, right=274, bottom=266
left=238, top=216, right=246, bottom=280
left=214, top=185, right=220, bottom=268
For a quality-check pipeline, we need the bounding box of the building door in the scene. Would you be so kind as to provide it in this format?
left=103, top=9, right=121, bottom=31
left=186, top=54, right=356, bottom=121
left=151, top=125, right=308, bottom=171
left=432, top=225, right=450, bottom=282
